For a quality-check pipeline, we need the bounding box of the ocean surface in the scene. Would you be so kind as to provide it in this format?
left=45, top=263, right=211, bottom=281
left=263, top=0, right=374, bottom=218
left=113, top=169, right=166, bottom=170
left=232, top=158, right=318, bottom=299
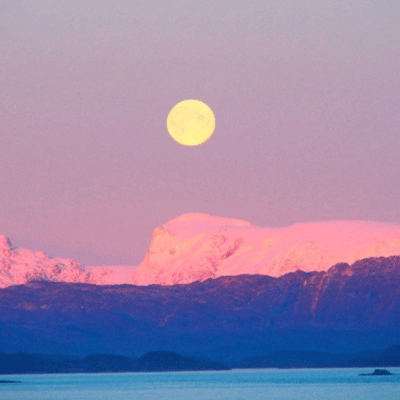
left=1, top=368, right=399, bottom=400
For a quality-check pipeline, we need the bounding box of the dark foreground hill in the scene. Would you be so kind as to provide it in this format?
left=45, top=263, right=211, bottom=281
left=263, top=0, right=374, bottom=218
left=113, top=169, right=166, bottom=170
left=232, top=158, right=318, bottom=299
left=0, top=351, right=229, bottom=374
left=0, top=256, right=399, bottom=363
left=1, top=346, right=399, bottom=374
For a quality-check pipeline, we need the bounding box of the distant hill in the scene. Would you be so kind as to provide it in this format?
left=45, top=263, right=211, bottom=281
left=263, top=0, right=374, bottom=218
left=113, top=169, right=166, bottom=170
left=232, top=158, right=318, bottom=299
left=1, top=346, right=399, bottom=374
left=0, top=351, right=228, bottom=375
left=0, top=256, right=399, bottom=362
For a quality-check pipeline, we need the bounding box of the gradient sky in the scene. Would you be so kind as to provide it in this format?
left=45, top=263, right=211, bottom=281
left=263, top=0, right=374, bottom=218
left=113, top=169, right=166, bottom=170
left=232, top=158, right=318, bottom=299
left=1, top=1, right=400, bottom=266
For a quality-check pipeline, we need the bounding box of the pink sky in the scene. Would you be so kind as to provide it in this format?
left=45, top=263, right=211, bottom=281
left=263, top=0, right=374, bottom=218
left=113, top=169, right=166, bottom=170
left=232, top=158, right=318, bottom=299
left=1, top=1, right=400, bottom=266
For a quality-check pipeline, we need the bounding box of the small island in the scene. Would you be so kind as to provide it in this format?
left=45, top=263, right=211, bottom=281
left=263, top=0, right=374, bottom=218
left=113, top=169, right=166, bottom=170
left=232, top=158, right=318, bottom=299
left=359, top=369, right=394, bottom=376
left=0, top=351, right=229, bottom=374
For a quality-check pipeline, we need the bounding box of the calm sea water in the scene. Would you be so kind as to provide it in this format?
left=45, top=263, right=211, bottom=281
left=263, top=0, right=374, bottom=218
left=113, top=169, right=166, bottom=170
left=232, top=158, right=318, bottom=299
left=1, top=368, right=399, bottom=400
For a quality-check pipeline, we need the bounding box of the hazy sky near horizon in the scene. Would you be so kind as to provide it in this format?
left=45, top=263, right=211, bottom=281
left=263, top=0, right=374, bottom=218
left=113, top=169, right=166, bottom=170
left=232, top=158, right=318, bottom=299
left=1, top=1, right=400, bottom=266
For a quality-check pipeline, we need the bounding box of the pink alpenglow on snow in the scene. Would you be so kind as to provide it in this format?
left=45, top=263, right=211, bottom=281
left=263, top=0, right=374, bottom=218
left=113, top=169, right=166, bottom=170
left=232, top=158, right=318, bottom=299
left=0, top=235, right=134, bottom=288
left=2, top=213, right=400, bottom=288
left=129, top=213, right=400, bottom=285
left=0, top=235, right=91, bottom=288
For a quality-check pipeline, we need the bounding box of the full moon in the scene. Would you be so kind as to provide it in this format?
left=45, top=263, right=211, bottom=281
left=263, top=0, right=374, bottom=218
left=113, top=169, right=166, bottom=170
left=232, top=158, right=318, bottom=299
left=167, top=100, right=216, bottom=146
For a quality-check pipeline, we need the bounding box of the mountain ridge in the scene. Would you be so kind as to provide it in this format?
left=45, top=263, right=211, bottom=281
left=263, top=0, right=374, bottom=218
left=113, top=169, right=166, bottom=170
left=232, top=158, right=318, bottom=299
left=130, top=214, right=400, bottom=285
left=2, top=213, right=400, bottom=288
left=1, top=256, right=399, bottom=362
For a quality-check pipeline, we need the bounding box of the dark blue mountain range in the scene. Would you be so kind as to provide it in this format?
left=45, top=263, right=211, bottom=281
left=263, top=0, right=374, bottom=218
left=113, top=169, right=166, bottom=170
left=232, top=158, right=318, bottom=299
left=0, top=256, right=399, bottom=363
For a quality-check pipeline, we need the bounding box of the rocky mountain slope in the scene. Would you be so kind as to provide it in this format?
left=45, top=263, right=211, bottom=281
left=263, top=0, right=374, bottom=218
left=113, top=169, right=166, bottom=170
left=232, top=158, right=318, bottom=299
left=1, top=257, right=399, bottom=362
left=2, top=213, right=400, bottom=288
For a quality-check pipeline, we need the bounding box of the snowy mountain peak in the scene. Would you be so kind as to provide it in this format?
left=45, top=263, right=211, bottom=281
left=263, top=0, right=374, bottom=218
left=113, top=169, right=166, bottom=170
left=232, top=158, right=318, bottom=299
left=0, top=237, right=136, bottom=288
left=130, top=214, right=400, bottom=286
left=2, top=214, right=400, bottom=288
left=170, top=212, right=253, bottom=227
left=163, top=213, right=253, bottom=237
left=0, top=235, right=12, bottom=250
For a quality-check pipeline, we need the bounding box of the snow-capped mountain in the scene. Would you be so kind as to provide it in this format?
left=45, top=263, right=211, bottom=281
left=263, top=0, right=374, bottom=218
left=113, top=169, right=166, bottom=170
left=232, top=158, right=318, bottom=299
left=0, top=235, right=132, bottom=288
left=0, top=235, right=91, bottom=288
left=130, top=213, right=400, bottom=285
left=2, top=213, right=400, bottom=288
